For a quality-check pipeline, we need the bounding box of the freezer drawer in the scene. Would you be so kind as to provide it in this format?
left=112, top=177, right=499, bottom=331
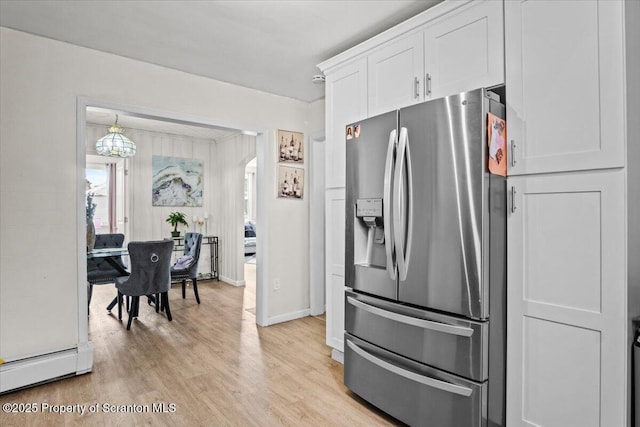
left=345, top=334, right=487, bottom=427
left=345, top=289, right=488, bottom=381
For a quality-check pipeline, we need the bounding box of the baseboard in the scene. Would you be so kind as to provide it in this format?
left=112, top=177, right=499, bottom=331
left=219, top=275, right=245, bottom=287
left=267, top=308, right=310, bottom=326
left=331, top=348, right=344, bottom=364
left=327, top=336, right=344, bottom=354
left=0, top=346, right=93, bottom=393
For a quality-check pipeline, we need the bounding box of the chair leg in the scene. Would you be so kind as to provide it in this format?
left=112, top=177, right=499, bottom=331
left=88, top=284, right=94, bottom=305
left=182, top=280, right=186, bottom=299
left=117, top=292, right=123, bottom=320
left=126, top=296, right=139, bottom=330
left=162, top=292, right=172, bottom=322
left=192, top=278, right=200, bottom=304
left=155, top=293, right=160, bottom=312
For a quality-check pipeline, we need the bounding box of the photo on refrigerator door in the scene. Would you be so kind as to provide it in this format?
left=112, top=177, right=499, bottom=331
left=487, top=113, right=507, bottom=176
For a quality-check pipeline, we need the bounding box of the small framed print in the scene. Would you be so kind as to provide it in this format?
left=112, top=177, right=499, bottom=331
left=277, top=165, right=304, bottom=199
left=277, top=129, right=304, bottom=163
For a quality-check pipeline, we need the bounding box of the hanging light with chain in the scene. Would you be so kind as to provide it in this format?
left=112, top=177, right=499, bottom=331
left=95, top=115, right=136, bottom=158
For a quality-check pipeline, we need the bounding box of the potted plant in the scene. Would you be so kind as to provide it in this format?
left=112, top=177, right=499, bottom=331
left=166, top=212, right=188, bottom=237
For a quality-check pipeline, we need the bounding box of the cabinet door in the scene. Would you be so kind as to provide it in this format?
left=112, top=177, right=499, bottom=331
left=424, top=0, right=504, bottom=100
left=325, top=188, right=345, bottom=352
left=368, top=33, right=424, bottom=116
left=506, top=171, right=626, bottom=426
left=506, top=0, right=624, bottom=175
left=324, top=59, right=367, bottom=189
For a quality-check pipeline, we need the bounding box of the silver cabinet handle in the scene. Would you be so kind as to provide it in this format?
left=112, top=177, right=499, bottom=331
left=425, top=73, right=432, bottom=98
left=511, top=186, right=517, bottom=213
left=347, top=340, right=473, bottom=397
left=347, top=296, right=474, bottom=337
left=383, top=129, right=397, bottom=280
left=414, top=77, right=420, bottom=99
left=510, top=140, right=516, bottom=167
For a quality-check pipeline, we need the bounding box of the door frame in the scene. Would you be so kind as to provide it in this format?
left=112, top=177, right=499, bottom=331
left=76, top=97, right=269, bottom=364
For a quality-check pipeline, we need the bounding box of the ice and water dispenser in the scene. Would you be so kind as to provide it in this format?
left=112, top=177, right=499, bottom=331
left=351, top=197, right=397, bottom=299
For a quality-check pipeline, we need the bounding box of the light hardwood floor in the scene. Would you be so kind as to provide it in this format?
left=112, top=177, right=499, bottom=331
left=0, top=265, right=400, bottom=426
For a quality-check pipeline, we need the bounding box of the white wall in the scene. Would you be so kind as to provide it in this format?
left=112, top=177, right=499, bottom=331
left=0, top=27, right=321, bottom=364
left=216, top=133, right=256, bottom=285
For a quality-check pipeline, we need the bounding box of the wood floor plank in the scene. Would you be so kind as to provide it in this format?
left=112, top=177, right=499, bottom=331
left=0, top=267, right=400, bottom=426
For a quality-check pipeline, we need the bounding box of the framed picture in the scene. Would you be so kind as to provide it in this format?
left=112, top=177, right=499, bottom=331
left=277, top=165, right=304, bottom=199
left=152, top=155, right=203, bottom=206
left=277, top=129, right=304, bottom=163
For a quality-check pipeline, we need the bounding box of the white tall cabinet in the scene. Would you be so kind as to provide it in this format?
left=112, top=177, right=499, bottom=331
left=505, top=1, right=639, bottom=426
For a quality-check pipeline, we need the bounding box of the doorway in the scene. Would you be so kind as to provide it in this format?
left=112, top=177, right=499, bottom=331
left=243, top=157, right=257, bottom=314
left=78, top=99, right=270, bottom=356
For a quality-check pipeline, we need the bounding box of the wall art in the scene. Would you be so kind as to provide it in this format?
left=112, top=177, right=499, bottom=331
left=152, top=155, right=203, bottom=206
left=277, top=129, right=304, bottom=163
left=277, top=165, right=304, bottom=199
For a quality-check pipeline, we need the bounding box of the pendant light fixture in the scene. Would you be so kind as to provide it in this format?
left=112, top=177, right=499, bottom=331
left=95, top=115, right=136, bottom=158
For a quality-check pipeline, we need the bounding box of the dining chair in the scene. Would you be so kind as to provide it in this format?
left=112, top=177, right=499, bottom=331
left=87, top=233, right=129, bottom=306
left=115, top=240, right=174, bottom=330
left=170, top=232, right=203, bottom=304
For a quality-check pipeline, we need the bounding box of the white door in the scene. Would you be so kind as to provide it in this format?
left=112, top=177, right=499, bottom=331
left=506, top=170, right=626, bottom=426
left=424, top=0, right=504, bottom=100
left=505, top=0, right=624, bottom=175
left=367, top=33, right=424, bottom=116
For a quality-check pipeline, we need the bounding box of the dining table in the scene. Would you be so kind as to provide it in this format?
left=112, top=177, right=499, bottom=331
left=87, top=247, right=130, bottom=311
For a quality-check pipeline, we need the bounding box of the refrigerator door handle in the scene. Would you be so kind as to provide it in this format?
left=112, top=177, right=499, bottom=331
left=347, top=340, right=473, bottom=397
left=393, top=127, right=414, bottom=281
left=383, top=129, right=397, bottom=280
left=347, top=296, right=474, bottom=337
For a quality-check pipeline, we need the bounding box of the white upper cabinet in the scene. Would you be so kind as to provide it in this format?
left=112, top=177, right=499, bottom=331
left=424, top=0, right=505, bottom=100
left=367, top=33, right=424, bottom=116
left=505, top=0, right=625, bottom=175
left=367, top=0, right=504, bottom=115
left=325, top=58, right=367, bottom=189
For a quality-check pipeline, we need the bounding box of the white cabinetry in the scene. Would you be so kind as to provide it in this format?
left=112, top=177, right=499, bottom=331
left=505, top=0, right=625, bottom=175
left=324, top=59, right=367, bottom=189
left=323, top=60, right=366, bottom=352
left=424, top=0, right=504, bottom=100
left=367, top=0, right=505, bottom=116
left=505, top=1, right=636, bottom=425
left=507, top=171, right=626, bottom=427
left=368, top=33, right=423, bottom=116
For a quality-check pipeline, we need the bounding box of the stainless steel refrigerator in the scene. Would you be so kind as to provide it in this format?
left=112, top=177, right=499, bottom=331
left=344, top=88, right=506, bottom=427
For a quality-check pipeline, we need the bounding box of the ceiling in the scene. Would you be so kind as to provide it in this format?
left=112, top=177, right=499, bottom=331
left=0, top=0, right=442, bottom=103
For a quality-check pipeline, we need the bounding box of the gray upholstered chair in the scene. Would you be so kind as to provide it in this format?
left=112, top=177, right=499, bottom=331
left=115, top=240, right=174, bottom=330
left=170, top=232, right=203, bottom=304
left=87, top=233, right=129, bottom=306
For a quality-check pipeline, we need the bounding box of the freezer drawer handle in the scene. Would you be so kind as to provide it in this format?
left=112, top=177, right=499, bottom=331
left=347, top=340, right=473, bottom=397
left=347, top=296, right=474, bottom=337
